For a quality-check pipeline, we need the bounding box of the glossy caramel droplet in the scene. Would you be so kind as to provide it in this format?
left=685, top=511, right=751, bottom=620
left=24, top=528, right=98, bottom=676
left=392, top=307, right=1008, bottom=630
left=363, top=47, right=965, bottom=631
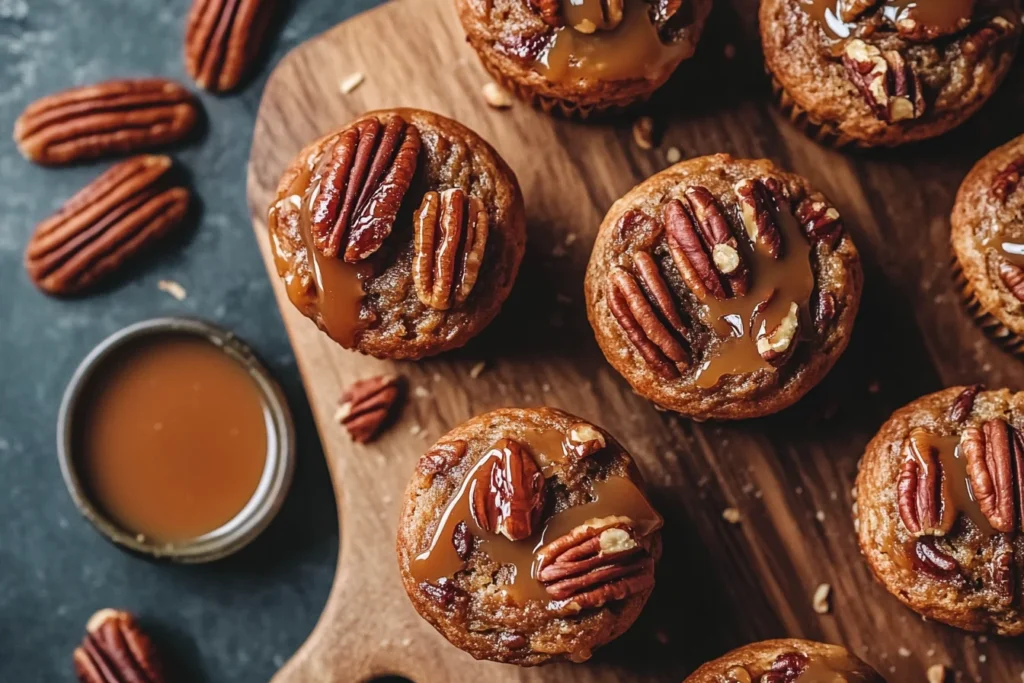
left=535, top=0, right=689, bottom=84
left=801, top=0, right=975, bottom=40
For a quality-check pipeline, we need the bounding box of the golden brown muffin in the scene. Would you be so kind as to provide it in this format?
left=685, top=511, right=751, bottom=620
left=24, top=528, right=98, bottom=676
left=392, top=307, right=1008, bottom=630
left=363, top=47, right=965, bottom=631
left=396, top=407, right=663, bottom=665
left=856, top=386, right=1024, bottom=635
left=585, top=154, right=862, bottom=420
left=952, top=134, right=1024, bottom=355
left=761, top=0, right=1021, bottom=147
left=455, top=0, right=712, bottom=117
left=268, top=108, right=526, bottom=359
left=684, top=639, right=884, bottom=682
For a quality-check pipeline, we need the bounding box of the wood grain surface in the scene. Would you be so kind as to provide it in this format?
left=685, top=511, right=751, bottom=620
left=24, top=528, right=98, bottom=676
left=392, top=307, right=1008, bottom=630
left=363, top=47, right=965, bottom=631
left=245, top=0, right=1024, bottom=680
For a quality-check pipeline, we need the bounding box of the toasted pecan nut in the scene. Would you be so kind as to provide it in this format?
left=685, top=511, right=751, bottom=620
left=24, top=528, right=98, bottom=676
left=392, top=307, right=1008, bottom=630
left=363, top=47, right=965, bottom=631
left=795, top=195, right=843, bottom=247
left=413, top=188, right=489, bottom=310
left=567, top=422, right=607, bottom=459
left=756, top=301, right=800, bottom=364
left=607, top=265, right=690, bottom=380
left=813, top=290, right=837, bottom=335
left=418, top=440, right=468, bottom=481
left=73, top=609, right=165, bottom=683
left=999, top=262, right=1024, bottom=303
left=535, top=517, right=654, bottom=608
left=948, top=384, right=983, bottom=424
left=735, top=178, right=784, bottom=258
left=14, top=79, right=198, bottom=166
left=25, top=155, right=189, bottom=296
left=663, top=198, right=726, bottom=302
left=310, top=115, right=421, bottom=262
left=897, top=428, right=953, bottom=537
left=913, top=537, right=962, bottom=581
left=837, top=0, right=878, bottom=22
left=962, top=420, right=1024, bottom=533
left=470, top=439, right=544, bottom=541
left=842, top=40, right=925, bottom=123
left=683, top=186, right=750, bottom=296
left=337, top=374, right=402, bottom=443
left=528, top=0, right=563, bottom=27
left=184, top=0, right=276, bottom=92
left=761, top=651, right=811, bottom=683
left=993, top=157, right=1024, bottom=202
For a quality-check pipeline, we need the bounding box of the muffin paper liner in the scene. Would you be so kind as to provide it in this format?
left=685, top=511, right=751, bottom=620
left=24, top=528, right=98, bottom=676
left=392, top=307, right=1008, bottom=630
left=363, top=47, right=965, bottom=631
left=951, top=252, right=1024, bottom=356
left=771, top=75, right=859, bottom=149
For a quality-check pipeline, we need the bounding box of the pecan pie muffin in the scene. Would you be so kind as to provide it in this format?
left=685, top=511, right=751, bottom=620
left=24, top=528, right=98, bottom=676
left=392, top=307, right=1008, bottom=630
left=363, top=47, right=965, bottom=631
left=585, top=154, right=862, bottom=420
left=455, top=0, right=712, bottom=117
left=761, top=0, right=1021, bottom=147
left=396, top=407, right=663, bottom=665
left=268, top=108, right=526, bottom=359
left=857, top=385, right=1024, bottom=634
left=684, top=639, right=884, bottom=682
left=952, top=134, right=1024, bottom=355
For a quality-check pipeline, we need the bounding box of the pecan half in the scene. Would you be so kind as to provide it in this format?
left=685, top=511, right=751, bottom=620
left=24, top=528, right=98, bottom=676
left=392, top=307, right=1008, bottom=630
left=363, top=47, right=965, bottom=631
left=25, top=155, right=189, bottom=296
left=336, top=374, right=402, bottom=443
left=14, top=79, right=197, bottom=166
left=842, top=39, right=925, bottom=123
left=535, top=516, right=654, bottom=608
left=838, top=0, right=878, bottom=22
left=413, top=188, right=489, bottom=310
left=663, top=198, right=724, bottom=302
left=684, top=187, right=750, bottom=296
left=913, top=537, right=962, bottom=581
left=994, top=158, right=1024, bottom=202
left=184, top=0, right=276, bottom=92
left=567, top=423, right=606, bottom=459
left=948, top=384, right=983, bottom=424
left=734, top=178, right=784, bottom=259
left=309, top=116, right=421, bottom=262
left=961, top=420, right=1024, bottom=533
left=73, top=609, right=165, bottom=683
left=761, top=651, right=810, bottom=683
left=795, top=195, right=843, bottom=247
left=814, top=290, right=837, bottom=335
left=607, top=264, right=691, bottom=380
left=999, top=262, right=1024, bottom=303
left=453, top=521, right=472, bottom=561
left=470, top=439, right=544, bottom=541
left=897, top=428, right=953, bottom=537
left=756, top=301, right=800, bottom=364
left=420, top=577, right=468, bottom=611
left=418, top=440, right=468, bottom=481
left=992, top=541, right=1015, bottom=606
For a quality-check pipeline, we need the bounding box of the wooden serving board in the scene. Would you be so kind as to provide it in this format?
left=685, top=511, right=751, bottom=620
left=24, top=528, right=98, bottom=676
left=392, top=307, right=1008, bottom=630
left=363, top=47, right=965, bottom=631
left=246, top=0, right=1024, bottom=680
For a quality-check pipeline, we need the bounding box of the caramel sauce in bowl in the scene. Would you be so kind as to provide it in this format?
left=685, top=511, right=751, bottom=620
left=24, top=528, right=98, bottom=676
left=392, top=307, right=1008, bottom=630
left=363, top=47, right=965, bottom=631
left=57, top=318, right=295, bottom=563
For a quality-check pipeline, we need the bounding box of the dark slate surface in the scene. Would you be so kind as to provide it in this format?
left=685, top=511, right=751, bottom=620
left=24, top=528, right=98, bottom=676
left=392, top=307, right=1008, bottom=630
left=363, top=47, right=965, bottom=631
left=0, top=1, right=382, bottom=679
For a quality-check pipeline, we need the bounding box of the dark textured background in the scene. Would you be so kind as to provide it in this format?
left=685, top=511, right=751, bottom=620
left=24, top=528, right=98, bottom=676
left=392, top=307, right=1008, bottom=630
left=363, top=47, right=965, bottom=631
left=0, top=1, right=382, bottom=679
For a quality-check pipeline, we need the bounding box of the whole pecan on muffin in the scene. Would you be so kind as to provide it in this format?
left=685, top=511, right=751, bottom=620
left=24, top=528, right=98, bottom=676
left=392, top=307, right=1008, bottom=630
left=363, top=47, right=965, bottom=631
left=585, top=154, right=862, bottom=420
left=396, top=407, right=662, bottom=665
left=455, top=0, right=713, bottom=117
left=268, top=108, right=526, bottom=359
left=856, top=385, right=1024, bottom=634
left=952, top=134, right=1024, bottom=355
left=761, top=0, right=1021, bottom=147
left=684, top=638, right=884, bottom=682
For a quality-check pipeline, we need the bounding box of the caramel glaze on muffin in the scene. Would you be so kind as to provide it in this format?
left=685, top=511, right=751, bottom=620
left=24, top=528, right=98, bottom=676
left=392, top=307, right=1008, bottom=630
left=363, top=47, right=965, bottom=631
left=396, top=407, right=663, bottom=665
left=857, top=386, right=1024, bottom=634
left=268, top=108, right=526, bottom=359
left=684, top=639, right=884, bottom=682
left=952, top=134, right=1024, bottom=354
left=761, top=0, right=1021, bottom=147
left=585, top=154, right=862, bottom=420
left=455, top=0, right=712, bottom=116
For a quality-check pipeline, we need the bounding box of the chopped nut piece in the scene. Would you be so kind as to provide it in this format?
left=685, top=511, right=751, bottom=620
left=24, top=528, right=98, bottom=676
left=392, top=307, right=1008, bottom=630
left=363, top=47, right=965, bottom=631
left=665, top=146, right=682, bottom=164
left=482, top=82, right=514, bottom=109
left=157, top=279, right=187, bottom=301
left=812, top=582, right=832, bottom=614
left=633, top=116, right=655, bottom=150
left=926, top=663, right=949, bottom=683
left=469, top=361, right=487, bottom=379
left=568, top=423, right=606, bottom=459
left=340, top=72, right=365, bottom=94
left=722, top=507, right=742, bottom=524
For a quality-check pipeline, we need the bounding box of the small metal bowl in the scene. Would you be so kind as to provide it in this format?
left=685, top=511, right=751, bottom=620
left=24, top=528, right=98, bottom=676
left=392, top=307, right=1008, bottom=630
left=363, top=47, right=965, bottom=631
left=57, top=317, right=295, bottom=563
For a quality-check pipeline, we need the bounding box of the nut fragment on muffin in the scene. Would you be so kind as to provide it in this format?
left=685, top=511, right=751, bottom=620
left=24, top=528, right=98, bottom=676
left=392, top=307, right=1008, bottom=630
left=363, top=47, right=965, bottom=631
left=585, top=154, right=862, bottom=420
left=760, top=0, right=1021, bottom=147
left=856, top=386, right=1024, bottom=635
left=396, top=407, right=662, bottom=665
left=683, top=638, right=884, bottom=682
left=268, top=108, right=527, bottom=359
left=454, top=0, right=713, bottom=117
left=952, top=134, right=1024, bottom=355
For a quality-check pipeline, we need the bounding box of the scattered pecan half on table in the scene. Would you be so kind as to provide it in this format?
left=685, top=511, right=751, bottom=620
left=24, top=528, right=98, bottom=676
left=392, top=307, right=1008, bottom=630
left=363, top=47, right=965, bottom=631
left=336, top=374, right=403, bottom=443
left=184, top=0, right=277, bottom=92
left=73, top=609, right=165, bottom=683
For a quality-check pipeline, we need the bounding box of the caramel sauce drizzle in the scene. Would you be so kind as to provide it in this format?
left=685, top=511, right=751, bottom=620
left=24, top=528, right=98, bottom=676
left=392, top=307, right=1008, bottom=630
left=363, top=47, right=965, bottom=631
left=521, top=427, right=569, bottom=476
left=694, top=191, right=814, bottom=389
left=801, top=0, right=975, bottom=40
left=411, top=441, right=663, bottom=604
left=535, top=0, right=687, bottom=84
left=908, top=430, right=996, bottom=536
left=793, top=656, right=867, bottom=682
left=268, top=145, right=368, bottom=347
left=981, top=225, right=1024, bottom=268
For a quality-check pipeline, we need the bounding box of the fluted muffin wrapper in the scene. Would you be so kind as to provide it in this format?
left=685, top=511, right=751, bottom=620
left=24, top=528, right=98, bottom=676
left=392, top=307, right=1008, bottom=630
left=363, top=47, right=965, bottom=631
left=770, top=75, right=863, bottom=149
left=951, top=251, right=1024, bottom=356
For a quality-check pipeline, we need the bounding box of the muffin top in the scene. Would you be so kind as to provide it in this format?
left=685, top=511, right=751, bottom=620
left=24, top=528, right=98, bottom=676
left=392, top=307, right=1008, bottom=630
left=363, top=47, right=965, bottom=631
left=585, top=154, right=862, bottom=420
left=761, top=0, right=1021, bottom=145
left=457, top=0, right=712, bottom=105
left=952, top=134, right=1024, bottom=338
left=268, top=108, right=526, bottom=359
left=857, top=386, right=1024, bottom=635
left=684, top=639, right=883, bottom=682
left=396, top=407, right=662, bottom=665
